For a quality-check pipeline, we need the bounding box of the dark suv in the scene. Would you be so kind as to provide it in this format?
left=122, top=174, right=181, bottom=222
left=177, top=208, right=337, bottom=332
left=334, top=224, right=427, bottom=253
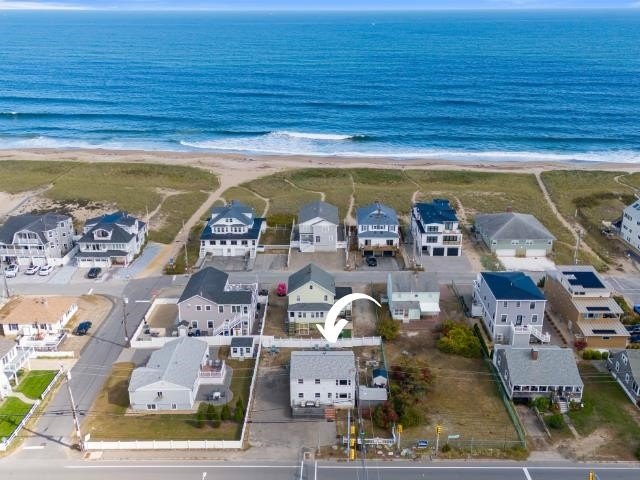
left=87, top=267, right=102, bottom=279
left=365, top=256, right=378, bottom=267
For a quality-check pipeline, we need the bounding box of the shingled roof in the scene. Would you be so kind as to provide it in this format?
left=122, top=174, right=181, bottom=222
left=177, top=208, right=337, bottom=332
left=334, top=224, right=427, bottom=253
left=298, top=201, right=339, bottom=225
left=288, top=263, right=335, bottom=294
left=178, top=267, right=252, bottom=305
left=0, top=213, right=70, bottom=244
left=481, top=271, right=545, bottom=301
left=475, top=212, right=555, bottom=241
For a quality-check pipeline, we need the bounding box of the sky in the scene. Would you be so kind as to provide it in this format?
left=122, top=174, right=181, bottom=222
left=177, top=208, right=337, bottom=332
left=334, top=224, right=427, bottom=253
left=0, top=0, right=639, bottom=10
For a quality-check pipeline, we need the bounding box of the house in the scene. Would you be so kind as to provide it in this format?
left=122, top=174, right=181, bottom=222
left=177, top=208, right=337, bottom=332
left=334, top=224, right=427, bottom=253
left=0, top=296, right=78, bottom=351
left=493, top=346, right=584, bottom=404
left=76, top=211, right=147, bottom=268
left=358, top=386, right=388, bottom=409
left=0, top=338, right=32, bottom=399
left=387, top=272, right=440, bottom=322
left=546, top=266, right=628, bottom=349
left=199, top=200, right=266, bottom=259
left=287, top=263, right=352, bottom=336
left=474, top=212, right=555, bottom=257
left=230, top=337, right=255, bottom=359
left=411, top=199, right=462, bottom=257
left=372, top=368, right=388, bottom=387
left=620, top=199, right=640, bottom=253
left=0, top=213, right=75, bottom=267
left=128, top=336, right=225, bottom=411
left=295, top=201, right=344, bottom=253
left=608, top=350, right=640, bottom=407
left=178, top=267, right=258, bottom=337
left=356, top=202, right=400, bottom=257
left=473, top=272, right=549, bottom=346
left=289, top=350, right=356, bottom=409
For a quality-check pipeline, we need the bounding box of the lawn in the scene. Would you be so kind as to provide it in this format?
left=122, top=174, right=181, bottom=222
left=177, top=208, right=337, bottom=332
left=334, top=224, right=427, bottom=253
left=568, top=363, right=640, bottom=460
left=0, top=160, right=218, bottom=245
left=85, top=362, right=251, bottom=441
left=220, top=186, right=267, bottom=216
left=541, top=171, right=640, bottom=267
left=0, top=397, right=33, bottom=439
left=14, top=370, right=58, bottom=400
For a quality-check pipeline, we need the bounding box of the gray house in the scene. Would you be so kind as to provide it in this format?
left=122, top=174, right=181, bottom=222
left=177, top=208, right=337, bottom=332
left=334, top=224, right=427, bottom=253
left=295, top=201, right=344, bottom=252
left=199, top=200, right=266, bottom=259
left=178, top=267, right=258, bottom=337
left=356, top=202, right=399, bottom=257
left=474, top=212, right=555, bottom=257
left=473, top=271, right=549, bottom=346
left=128, top=337, right=209, bottom=411
left=0, top=213, right=75, bottom=267
left=76, top=211, right=147, bottom=268
left=387, top=272, right=440, bottom=322
left=608, top=350, right=640, bottom=408
left=493, top=346, right=584, bottom=405
left=287, top=263, right=351, bottom=336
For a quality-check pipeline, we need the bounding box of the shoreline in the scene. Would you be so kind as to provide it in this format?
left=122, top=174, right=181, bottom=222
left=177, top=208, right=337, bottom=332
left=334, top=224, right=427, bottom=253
left=0, top=148, right=638, bottom=176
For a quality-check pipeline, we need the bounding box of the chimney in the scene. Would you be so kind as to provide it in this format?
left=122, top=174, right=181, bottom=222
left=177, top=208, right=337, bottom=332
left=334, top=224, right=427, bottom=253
left=506, top=205, right=513, bottom=213
left=530, top=348, right=538, bottom=360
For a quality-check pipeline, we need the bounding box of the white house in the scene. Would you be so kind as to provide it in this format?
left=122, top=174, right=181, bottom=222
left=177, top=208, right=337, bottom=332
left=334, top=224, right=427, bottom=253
left=0, top=213, right=75, bottom=267
left=230, top=337, right=255, bottom=359
left=0, top=338, right=32, bottom=399
left=295, top=201, right=344, bottom=253
left=76, top=211, right=147, bottom=268
left=620, top=199, right=640, bottom=253
left=387, top=272, right=440, bottom=322
left=199, top=201, right=266, bottom=259
left=128, top=337, right=225, bottom=411
left=290, top=350, right=356, bottom=409
left=356, top=202, right=400, bottom=257
left=411, top=199, right=462, bottom=257
left=473, top=272, right=550, bottom=346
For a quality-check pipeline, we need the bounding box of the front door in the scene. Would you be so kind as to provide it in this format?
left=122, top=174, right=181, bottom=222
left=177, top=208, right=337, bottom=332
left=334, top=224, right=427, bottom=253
left=516, top=315, right=523, bottom=326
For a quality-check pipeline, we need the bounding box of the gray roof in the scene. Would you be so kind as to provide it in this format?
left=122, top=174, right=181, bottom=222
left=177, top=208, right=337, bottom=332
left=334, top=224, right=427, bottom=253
left=0, top=213, right=70, bottom=244
left=358, top=386, right=388, bottom=402
left=288, top=263, right=335, bottom=295
left=290, top=350, right=355, bottom=380
left=358, top=230, right=399, bottom=239
left=624, top=350, right=640, bottom=379
left=288, top=302, right=333, bottom=312
left=497, top=346, right=583, bottom=387
left=475, top=212, right=555, bottom=241
left=230, top=337, right=254, bottom=348
left=0, top=337, right=16, bottom=359
left=129, top=337, right=208, bottom=391
left=85, top=211, right=138, bottom=228
left=388, top=272, right=439, bottom=294
left=210, top=201, right=254, bottom=226
left=78, top=225, right=134, bottom=244
left=356, top=203, right=399, bottom=226
left=179, top=267, right=252, bottom=305
left=298, top=201, right=339, bottom=225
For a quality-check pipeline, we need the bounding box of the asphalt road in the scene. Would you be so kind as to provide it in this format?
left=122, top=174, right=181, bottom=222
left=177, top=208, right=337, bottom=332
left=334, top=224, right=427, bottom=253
left=1, top=460, right=639, bottom=480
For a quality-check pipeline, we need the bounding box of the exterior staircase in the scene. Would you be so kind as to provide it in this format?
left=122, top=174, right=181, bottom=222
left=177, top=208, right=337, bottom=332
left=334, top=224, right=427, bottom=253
left=324, top=407, right=336, bottom=422
left=530, top=326, right=551, bottom=344
left=557, top=400, right=569, bottom=414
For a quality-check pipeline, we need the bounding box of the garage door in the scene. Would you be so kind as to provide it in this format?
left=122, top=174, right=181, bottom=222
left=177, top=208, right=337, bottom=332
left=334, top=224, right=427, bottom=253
left=526, top=249, right=547, bottom=257
left=363, top=250, right=373, bottom=257
left=496, top=249, right=516, bottom=257
left=446, top=247, right=459, bottom=256
left=433, top=247, right=445, bottom=256
left=383, top=250, right=395, bottom=257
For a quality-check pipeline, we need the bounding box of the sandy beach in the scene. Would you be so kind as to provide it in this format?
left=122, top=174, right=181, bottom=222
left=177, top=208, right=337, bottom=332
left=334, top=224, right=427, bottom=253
left=0, top=148, right=637, bottom=187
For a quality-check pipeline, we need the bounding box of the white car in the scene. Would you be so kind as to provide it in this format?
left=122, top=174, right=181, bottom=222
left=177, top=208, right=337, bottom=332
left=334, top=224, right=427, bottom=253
left=25, top=265, right=40, bottom=275
left=38, top=265, right=54, bottom=276
left=4, top=264, right=18, bottom=278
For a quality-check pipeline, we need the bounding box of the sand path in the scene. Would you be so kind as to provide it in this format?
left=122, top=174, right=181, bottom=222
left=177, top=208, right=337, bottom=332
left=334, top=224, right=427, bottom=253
left=344, top=173, right=356, bottom=226
left=283, top=178, right=325, bottom=201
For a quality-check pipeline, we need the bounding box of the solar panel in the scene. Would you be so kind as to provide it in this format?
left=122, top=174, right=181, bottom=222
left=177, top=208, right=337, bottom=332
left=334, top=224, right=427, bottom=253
left=586, top=306, right=610, bottom=312
left=592, top=329, right=616, bottom=335
left=562, top=271, right=605, bottom=289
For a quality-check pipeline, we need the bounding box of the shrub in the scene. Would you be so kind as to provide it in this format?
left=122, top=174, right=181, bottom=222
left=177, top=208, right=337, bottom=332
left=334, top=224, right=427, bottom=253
left=546, top=414, right=565, bottom=430
left=532, top=397, right=551, bottom=412
left=636, top=445, right=640, bottom=461
left=399, top=405, right=423, bottom=428
left=441, top=443, right=452, bottom=453
left=377, top=315, right=400, bottom=342
left=437, top=321, right=482, bottom=358
left=207, top=404, right=220, bottom=428
left=195, top=408, right=206, bottom=429
left=221, top=404, right=231, bottom=421
left=372, top=402, right=399, bottom=429
left=234, top=398, right=245, bottom=423
left=583, top=349, right=603, bottom=360
left=601, top=351, right=609, bottom=360
left=574, top=340, right=587, bottom=351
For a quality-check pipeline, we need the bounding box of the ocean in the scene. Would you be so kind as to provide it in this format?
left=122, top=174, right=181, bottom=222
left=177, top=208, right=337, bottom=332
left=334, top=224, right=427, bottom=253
left=0, top=10, right=639, bottom=163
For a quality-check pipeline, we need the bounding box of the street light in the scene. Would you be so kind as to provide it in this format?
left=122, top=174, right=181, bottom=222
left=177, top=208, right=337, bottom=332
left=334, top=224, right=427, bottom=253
left=122, top=297, right=130, bottom=345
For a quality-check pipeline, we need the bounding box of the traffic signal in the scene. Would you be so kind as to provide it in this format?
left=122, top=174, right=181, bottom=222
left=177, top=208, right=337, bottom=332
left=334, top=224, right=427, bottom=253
left=588, top=471, right=595, bottom=480
left=435, top=425, right=443, bottom=435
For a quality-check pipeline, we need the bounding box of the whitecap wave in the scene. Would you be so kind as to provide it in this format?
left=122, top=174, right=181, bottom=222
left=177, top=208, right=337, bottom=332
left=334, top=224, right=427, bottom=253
left=272, top=131, right=356, bottom=141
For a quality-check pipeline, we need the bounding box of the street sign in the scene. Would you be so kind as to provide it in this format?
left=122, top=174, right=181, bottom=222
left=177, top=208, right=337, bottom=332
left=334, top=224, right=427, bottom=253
left=447, top=434, right=460, bottom=440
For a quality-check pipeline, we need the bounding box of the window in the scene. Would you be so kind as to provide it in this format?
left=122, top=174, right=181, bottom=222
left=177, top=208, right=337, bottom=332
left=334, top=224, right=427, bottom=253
left=324, top=295, right=328, bottom=301
left=196, top=305, right=202, bottom=311
left=337, top=379, right=349, bottom=386
left=290, top=312, right=295, bottom=318
left=207, top=321, right=214, bottom=329
left=500, top=314, right=507, bottom=323
left=529, top=302, right=535, bottom=310
left=219, top=305, right=224, bottom=313
left=191, top=321, right=198, bottom=328
left=171, top=403, right=177, bottom=410
left=298, top=379, right=303, bottom=384
left=232, top=305, right=241, bottom=313
left=315, top=393, right=321, bottom=399
left=531, top=314, right=538, bottom=323
left=338, top=393, right=348, bottom=399
left=157, top=392, right=163, bottom=397
left=315, top=236, right=320, bottom=243
left=231, top=240, right=237, bottom=245
left=516, top=302, right=521, bottom=308
left=243, top=306, right=248, bottom=314
left=147, top=404, right=157, bottom=410
left=205, top=305, right=211, bottom=311
left=220, top=240, right=227, bottom=245
left=315, top=379, right=320, bottom=384
left=328, top=393, right=332, bottom=399
left=503, top=301, right=508, bottom=308
left=298, top=393, right=303, bottom=399
left=232, top=347, right=237, bottom=354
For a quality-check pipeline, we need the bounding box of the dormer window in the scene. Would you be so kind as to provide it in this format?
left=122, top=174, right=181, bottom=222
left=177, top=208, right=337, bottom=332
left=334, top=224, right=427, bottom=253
left=94, top=228, right=111, bottom=240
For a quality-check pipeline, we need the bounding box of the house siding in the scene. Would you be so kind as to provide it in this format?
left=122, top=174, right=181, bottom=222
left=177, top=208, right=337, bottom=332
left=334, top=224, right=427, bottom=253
left=178, top=295, right=255, bottom=337
left=608, top=352, right=640, bottom=406
left=290, top=377, right=354, bottom=409
left=130, top=383, right=195, bottom=411
left=299, top=220, right=338, bottom=252
left=620, top=201, right=640, bottom=253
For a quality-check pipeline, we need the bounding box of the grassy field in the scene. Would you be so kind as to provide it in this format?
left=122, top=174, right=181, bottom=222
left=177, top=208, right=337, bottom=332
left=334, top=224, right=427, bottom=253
left=220, top=186, right=267, bottom=216
left=14, top=370, right=58, bottom=400
left=568, top=363, right=640, bottom=460
left=541, top=171, right=640, bottom=266
left=0, top=397, right=32, bottom=439
left=85, top=359, right=254, bottom=441
left=0, top=161, right=218, bottom=245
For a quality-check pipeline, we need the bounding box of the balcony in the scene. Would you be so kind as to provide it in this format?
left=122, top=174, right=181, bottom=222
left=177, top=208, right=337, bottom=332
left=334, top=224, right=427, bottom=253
left=198, top=360, right=226, bottom=385
left=17, top=332, right=67, bottom=352
left=442, top=239, right=461, bottom=245
left=512, top=325, right=550, bottom=343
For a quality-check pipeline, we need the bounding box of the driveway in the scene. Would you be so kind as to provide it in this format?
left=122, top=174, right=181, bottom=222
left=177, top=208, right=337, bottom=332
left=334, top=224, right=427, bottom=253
left=202, top=256, right=248, bottom=272
left=249, top=367, right=336, bottom=453
left=253, top=253, right=288, bottom=272
left=499, top=256, right=556, bottom=273
left=289, top=250, right=345, bottom=272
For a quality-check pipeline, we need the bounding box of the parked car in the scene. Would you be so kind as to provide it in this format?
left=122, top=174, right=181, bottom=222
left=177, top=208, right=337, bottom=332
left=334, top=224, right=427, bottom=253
left=87, top=267, right=102, bottom=279
left=38, top=265, right=54, bottom=276
left=365, top=256, right=378, bottom=267
left=24, top=265, right=40, bottom=275
left=4, top=264, right=18, bottom=278
left=276, top=282, right=287, bottom=296
left=75, top=321, right=93, bottom=336
left=634, top=305, right=640, bottom=315
left=630, top=334, right=640, bottom=344
left=625, top=324, right=640, bottom=334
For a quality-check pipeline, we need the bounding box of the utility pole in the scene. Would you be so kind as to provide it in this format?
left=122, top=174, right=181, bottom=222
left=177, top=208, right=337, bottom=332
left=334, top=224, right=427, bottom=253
left=122, top=297, right=130, bottom=346
left=65, top=369, right=83, bottom=450
left=435, top=424, right=442, bottom=456
left=183, top=219, right=189, bottom=270
left=0, top=264, right=9, bottom=299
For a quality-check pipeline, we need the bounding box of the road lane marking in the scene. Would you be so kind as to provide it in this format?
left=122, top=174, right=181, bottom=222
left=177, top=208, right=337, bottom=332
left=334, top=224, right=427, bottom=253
left=65, top=465, right=299, bottom=469
left=523, top=467, right=532, bottom=480
left=23, top=446, right=45, bottom=450
left=87, top=288, right=93, bottom=295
